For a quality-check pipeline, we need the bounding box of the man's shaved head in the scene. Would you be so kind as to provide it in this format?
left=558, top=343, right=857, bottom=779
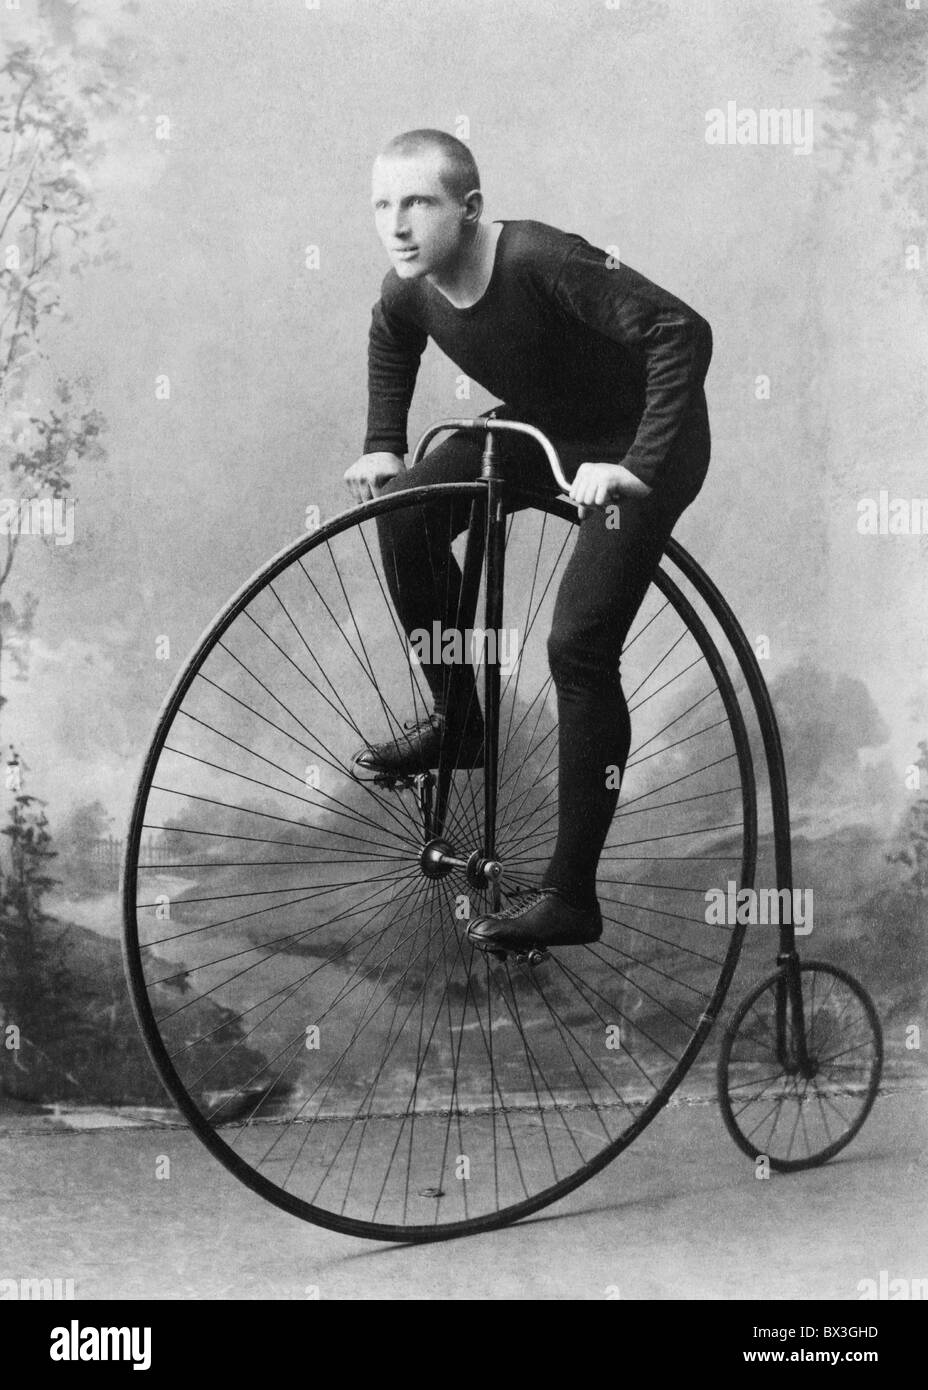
left=378, top=128, right=480, bottom=202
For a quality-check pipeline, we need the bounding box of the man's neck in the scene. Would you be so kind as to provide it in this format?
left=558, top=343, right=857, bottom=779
left=427, top=221, right=503, bottom=309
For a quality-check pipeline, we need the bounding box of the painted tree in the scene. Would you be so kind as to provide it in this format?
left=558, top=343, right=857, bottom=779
left=0, top=10, right=125, bottom=1099
left=823, top=3, right=928, bottom=902
left=0, top=749, right=271, bottom=1104
left=0, top=747, right=71, bottom=1094
left=0, top=15, right=138, bottom=717
left=55, top=797, right=116, bottom=894
left=886, top=740, right=928, bottom=902
left=823, top=0, right=928, bottom=279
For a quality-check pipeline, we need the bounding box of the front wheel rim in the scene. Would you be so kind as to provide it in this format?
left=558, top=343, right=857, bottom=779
left=123, top=484, right=757, bottom=1240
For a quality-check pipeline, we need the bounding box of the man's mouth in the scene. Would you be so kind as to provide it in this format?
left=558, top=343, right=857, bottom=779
left=393, top=247, right=418, bottom=259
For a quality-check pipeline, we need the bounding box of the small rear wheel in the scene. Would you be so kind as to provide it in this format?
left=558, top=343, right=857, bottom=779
left=717, top=960, right=882, bottom=1172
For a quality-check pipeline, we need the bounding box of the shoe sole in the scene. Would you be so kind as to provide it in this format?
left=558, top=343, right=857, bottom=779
left=468, top=927, right=602, bottom=955
left=350, top=745, right=485, bottom=780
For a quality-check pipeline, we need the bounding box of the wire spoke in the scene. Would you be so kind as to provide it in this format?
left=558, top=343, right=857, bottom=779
left=124, top=486, right=760, bottom=1233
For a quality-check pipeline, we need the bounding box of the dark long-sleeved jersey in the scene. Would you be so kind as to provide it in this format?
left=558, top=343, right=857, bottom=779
left=363, top=218, right=712, bottom=491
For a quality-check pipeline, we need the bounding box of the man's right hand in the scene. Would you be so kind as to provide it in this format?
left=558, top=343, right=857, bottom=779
left=343, top=452, right=406, bottom=505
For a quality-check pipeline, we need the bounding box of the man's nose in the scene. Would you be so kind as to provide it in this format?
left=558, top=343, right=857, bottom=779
left=386, top=210, right=410, bottom=239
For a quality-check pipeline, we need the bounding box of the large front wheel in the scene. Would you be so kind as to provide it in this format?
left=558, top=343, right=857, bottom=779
left=123, top=483, right=757, bottom=1241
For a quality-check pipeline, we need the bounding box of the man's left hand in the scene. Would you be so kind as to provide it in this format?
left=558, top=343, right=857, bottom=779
left=569, top=462, right=653, bottom=519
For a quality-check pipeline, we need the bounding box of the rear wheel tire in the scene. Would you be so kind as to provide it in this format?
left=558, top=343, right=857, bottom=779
left=717, top=960, right=883, bottom=1172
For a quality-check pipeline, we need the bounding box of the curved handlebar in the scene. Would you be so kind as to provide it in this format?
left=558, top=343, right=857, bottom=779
left=409, top=417, right=572, bottom=494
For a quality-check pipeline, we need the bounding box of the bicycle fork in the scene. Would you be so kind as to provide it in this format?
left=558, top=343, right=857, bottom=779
left=417, top=430, right=506, bottom=910
left=426, top=482, right=489, bottom=843
left=479, top=433, right=506, bottom=911
left=774, top=954, right=817, bottom=1078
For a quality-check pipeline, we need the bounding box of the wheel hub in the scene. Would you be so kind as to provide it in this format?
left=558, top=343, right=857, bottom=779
left=418, top=839, right=502, bottom=887
left=419, top=838, right=458, bottom=880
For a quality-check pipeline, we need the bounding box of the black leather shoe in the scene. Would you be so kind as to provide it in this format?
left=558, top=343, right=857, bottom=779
left=467, top=887, right=602, bottom=952
left=353, top=711, right=484, bottom=777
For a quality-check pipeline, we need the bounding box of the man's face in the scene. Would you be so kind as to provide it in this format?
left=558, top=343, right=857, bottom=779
left=371, top=151, right=468, bottom=279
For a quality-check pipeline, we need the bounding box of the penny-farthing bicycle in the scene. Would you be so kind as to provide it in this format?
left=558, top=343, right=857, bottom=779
left=122, top=418, right=882, bottom=1242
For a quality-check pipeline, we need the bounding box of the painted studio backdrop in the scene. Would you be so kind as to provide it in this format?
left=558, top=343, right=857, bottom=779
left=0, top=0, right=925, bottom=1108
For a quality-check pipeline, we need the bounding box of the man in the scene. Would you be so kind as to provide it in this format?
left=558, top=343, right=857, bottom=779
left=344, top=129, right=712, bottom=954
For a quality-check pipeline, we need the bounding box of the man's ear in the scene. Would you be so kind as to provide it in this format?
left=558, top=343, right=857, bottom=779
left=461, top=188, right=484, bottom=229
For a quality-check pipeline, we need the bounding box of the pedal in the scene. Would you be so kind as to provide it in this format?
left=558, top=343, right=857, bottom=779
left=349, top=760, right=416, bottom=791
left=372, top=771, right=417, bottom=791
left=477, top=943, right=549, bottom=967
